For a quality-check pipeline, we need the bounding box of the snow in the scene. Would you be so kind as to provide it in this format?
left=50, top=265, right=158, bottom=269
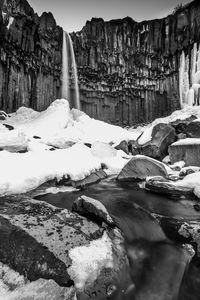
left=170, top=161, right=185, bottom=170
left=68, top=231, right=113, bottom=291
left=172, top=138, right=200, bottom=146
left=0, top=144, right=101, bottom=195
left=0, top=130, right=28, bottom=152
left=175, top=172, right=200, bottom=198
left=3, top=98, right=200, bottom=195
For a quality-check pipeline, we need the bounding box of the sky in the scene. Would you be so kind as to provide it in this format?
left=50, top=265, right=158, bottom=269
left=28, top=0, right=192, bottom=32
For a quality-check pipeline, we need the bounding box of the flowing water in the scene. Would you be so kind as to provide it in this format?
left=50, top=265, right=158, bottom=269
left=61, top=31, right=81, bottom=110
left=35, top=177, right=200, bottom=299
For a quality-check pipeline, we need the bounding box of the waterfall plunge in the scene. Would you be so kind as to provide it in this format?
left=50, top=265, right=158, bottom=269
left=61, top=31, right=81, bottom=110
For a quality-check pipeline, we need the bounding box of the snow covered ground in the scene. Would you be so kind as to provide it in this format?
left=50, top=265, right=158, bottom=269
left=0, top=99, right=133, bottom=196
left=1, top=98, right=200, bottom=198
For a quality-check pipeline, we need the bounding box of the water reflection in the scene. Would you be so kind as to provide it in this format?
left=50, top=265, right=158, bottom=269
left=35, top=177, right=200, bottom=300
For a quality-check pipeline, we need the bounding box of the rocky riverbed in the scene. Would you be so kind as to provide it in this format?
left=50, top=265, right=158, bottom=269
left=1, top=99, right=200, bottom=299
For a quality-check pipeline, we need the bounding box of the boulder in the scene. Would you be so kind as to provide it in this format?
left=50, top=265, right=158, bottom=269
left=145, top=176, right=194, bottom=198
left=179, top=222, right=200, bottom=256
left=179, top=166, right=200, bottom=177
left=169, top=139, right=200, bottom=166
left=117, top=156, right=168, bottom=181
left=128, top=140, right=141, bottom=155
left=0, top=195, right=103, bottom=287
left=186, top=120, right=200, bottom=138
left=72, top=195, right=114, bottom=226
left=115, top=140, right=129, bottom=154
left=140, top=123, right=177, bottom=160
left=0, top=195, right=130, bottom=299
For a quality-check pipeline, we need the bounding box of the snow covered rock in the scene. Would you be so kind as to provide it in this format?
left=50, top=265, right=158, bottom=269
left=0, top=195, right=130, bottom=298
left=145, top=176, right=194, bottom=198
left=0, top=269, right=75, bottom=300
left=169, top=138, right=200, bottom=166
left=117, top=155, right=168, bottom=181
left=0, top=130, right=28, bottom=152
left=72, top=195, right=114, bottom=226
left=71, top=169, right=107, bottom=188
left=139, top=123, right=177, bottom=160
left=179, top=166, right=200, bottom=177
left=179, top=222, right=200, bottom=256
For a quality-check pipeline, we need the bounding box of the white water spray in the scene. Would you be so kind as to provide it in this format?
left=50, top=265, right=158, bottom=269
left=61, top=31, right=81, bottom=109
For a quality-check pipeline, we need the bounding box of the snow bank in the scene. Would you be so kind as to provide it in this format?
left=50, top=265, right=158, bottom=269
left=0, top=144, right=101, bottom=195
left=68, top=231, right=113, bottom=291
left=3, top=99, right=72, bottom=139
left=0, top=130, right=28, bottom=152
left=1, top=99, right=140, bottom=146
left=172, top=138, right=200, bottom=146
left=175, top=172, right=200, bottom=198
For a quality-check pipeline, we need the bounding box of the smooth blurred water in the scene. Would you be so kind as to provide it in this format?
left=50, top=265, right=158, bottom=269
left=35, top=177, right=200, bottom=300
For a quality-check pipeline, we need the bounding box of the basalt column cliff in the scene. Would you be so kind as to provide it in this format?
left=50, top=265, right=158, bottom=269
left=72, top=0, right=200, bottom=125
left=1, top=0, right=200, bottom=125
left=0, top=0, right=62, bottom=112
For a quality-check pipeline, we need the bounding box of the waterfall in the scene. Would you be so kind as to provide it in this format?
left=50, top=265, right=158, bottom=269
left=61, top=30, right=69, bottom=100
left=61, top=31, right=81, bottom=110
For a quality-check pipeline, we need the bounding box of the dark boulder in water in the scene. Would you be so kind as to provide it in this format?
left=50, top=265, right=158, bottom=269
left=72, top=195, right=115, bottom=226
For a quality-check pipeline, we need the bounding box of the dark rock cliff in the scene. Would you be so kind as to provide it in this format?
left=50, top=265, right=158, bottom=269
left=0, top=0, right=200, bottom=125
left=0, top=0, right=62, bottom=112
left=72, top=0, right=200, bottom=125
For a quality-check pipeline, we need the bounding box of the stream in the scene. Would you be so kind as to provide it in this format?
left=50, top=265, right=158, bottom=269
left=35, top=177, right=200, bottom=300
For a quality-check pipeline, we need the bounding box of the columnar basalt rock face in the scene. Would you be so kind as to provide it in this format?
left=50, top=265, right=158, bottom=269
left=71, top=0, right=200, bottom=125
left=0, top=0, right=62, bottom=113
left=1, top=0, right=200, bottom=125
